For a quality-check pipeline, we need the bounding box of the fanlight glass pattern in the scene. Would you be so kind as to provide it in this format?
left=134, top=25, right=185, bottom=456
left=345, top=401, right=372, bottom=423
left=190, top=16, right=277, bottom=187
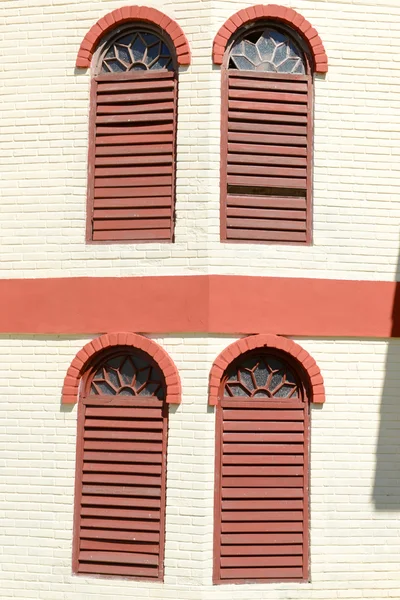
left=229, top=28, right=305, bottom=74
left=224, top=354, right=300, bottom=398
left=101, top=30, right=173, bottom=73
left=90, top=353, right=165, bottom=399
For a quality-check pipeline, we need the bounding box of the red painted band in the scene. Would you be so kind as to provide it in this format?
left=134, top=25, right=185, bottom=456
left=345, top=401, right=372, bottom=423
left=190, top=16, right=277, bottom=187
left=76, top=6, right=191, bottom=68
left=212, top=4, right=328, bottom=73
left=0, top=275, right=398, bottom=337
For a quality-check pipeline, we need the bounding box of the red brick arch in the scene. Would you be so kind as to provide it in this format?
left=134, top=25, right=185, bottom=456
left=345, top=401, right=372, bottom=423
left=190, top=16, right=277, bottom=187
left=76, top=6, right=191, bottom=68
left=209, top=334, right=325, bottom=406
left=62, top=332, right=181, bottom=405
left=212, top=4, right=328, bottom=73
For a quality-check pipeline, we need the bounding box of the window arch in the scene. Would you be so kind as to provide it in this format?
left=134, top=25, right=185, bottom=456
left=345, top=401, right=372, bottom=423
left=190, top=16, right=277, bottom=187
left=72, top=343, right=174, bottom=580
left=78, top=9, right=189, bottom=243
left=215, top=6, right=327, bottom=245
left=211, top=335, right=324, bottom=584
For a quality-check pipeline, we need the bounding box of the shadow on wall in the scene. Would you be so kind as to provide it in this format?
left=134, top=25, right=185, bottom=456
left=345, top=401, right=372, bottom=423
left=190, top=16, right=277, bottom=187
left=373, top=281, right=400, bottom=509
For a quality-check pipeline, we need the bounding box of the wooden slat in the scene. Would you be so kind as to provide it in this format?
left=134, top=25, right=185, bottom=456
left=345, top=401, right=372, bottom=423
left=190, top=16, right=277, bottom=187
left=78, top=563, right=158, bottom=578
left=93, top=198, right=171, bottom=210
left=223, top=444, right=303, bottom=454
left=226, top=229, right=307, bottom=243
left=222, top=500, right=303, bottom=510
left=221, top=533, right=303, bottom=545
left=222, top=510, right=303, bottom=522
left=223, top=432, right=304, bottom=443
left=227, top=153, right=307, bottom=167
left=94, top=186, right=172, bottom=199
left=96, top=125, right=173, bottom=138
left=95, top=133, right=173, bottom=146
left=228, top=116, right=307, bottom=132
left=94, top=176, right=172, bottom=188
left=85, top=407, right=163, bottom=419
left=227, top=207, right=306, bottom=221
left=84, top=418, right=164, bottom=430
left=93, top=229, right=171, bottom=241
left=81, top=507, right=160, bottom=520
left=228, top=131, right=306, bottom=147
left=229, top=98, right=307, bottom=115
left=84, top=430, right=162, bottom=441
left=222, top=476, right=303, bottom=488
left=97, top=90, right=174, bottom=103
left=229, top=76, right=308, bottom=93
left=82, top=484, right=161, bottom=497
left=220, top=566, right=303, bottom=579
left=228, top=70, right=309, bottom=82
left=79, top=550, right=159, bottom=566
left=94, top=208, right=172, bottom=219
left=221, top=521, right=303, bottom=533
left=222, top=487, right=304, bottom=499
left=229, top=88, right=307, bottom=104
left=227, top=175, right=307, bottom=190
left=83, top=463, right=162, bottom=476
left=96, top=143, right=173, bottom=157
left=82, top=494, right=161, bottom=510
left=227, top=195, right=306, bottom=210
left=81, top=496, right=161, bottom=509
left=96, top=113, right=173, bottom=125
left=80, top=540, right=160, bottom=554
left=223, top=454, right=303, bottom=465
left=97, top=100, right=174, bottom=114
left=83, top=452, right=162, bottom=464
left=83, top=441, right=162, bottom=452
left=80, top=518, right=160, bottom=531
left=223, top=409, right=304, bottom=420
left=221, top=555, right=303, bottom=568
left=228, top=142, right=307, bottom=157
left=223, top=420, right=305, bottom=431
left=227, top=218, right=306, bottom=232
left=222, top=466, right=303, bottom=477
left=95, top=155, right=173, bottom=166
left=93, top=218, right=170, bottom=232
left=80, top=528, right=160, bottom=543
left=221, top=543, right=303, bottom=556
left=227, top=164, right=306, bottom=179
left=95, top=165, right=173, bottom=177
left=82, top=473, right=161, bottom=486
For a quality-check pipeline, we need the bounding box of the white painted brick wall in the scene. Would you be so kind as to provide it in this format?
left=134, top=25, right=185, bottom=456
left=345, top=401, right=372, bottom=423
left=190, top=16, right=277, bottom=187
left=1, top=334, right=400, bottom=599
left=2, top=0, right=400, bottom=280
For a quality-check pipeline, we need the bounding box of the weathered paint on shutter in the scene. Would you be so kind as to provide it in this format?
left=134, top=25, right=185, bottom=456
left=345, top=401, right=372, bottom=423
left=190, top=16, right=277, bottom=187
left=87, top=71, right=176, bottom=242
left=73, top=394, right=168, bottom=580
left=221, top=70, right=312, bottom=244
left=214, top=396, right=309, bottom=584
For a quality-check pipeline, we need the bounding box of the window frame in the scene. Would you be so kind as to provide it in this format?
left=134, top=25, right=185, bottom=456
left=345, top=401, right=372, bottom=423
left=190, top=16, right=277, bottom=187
left=213, top=348, right=310, bottom=584
left=85, top=23, right=178, bottom=244
left=72, top=346, right=169, bottom=581
left=220, top=22, right=314, bottom=245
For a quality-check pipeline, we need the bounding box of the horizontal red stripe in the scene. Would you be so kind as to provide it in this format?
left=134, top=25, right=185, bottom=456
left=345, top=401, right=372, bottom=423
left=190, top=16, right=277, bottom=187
left=0, top=275, right=397, bottom=337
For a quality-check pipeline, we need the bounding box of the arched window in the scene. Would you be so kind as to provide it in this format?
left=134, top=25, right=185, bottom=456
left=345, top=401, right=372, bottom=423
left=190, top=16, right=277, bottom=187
left=85, top=22, right=179, bottom=243
left=219, top=20, right=316, bottom=245
left=73, top=348, right=169, bottom=580
left=213, top=348, right=310, bottom=583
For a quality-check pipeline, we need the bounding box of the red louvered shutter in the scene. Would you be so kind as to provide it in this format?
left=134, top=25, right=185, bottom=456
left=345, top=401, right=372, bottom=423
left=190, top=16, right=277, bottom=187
left=87, top=71, right=176, bottom=242
left=213, top=353, right=309, bottom=584
left=73, top=352, right=168, bottom=581
left=222, top=70, right=312, bottom=244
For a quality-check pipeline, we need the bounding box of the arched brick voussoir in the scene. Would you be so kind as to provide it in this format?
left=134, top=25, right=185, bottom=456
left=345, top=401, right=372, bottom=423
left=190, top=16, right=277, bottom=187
left=62, top=332, right=181, bottom=405
left=208, top=334, right=326, bottom=406
left=76, top=6, right=191, bottom=68
left=212, top=4, right=328, bottom=74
